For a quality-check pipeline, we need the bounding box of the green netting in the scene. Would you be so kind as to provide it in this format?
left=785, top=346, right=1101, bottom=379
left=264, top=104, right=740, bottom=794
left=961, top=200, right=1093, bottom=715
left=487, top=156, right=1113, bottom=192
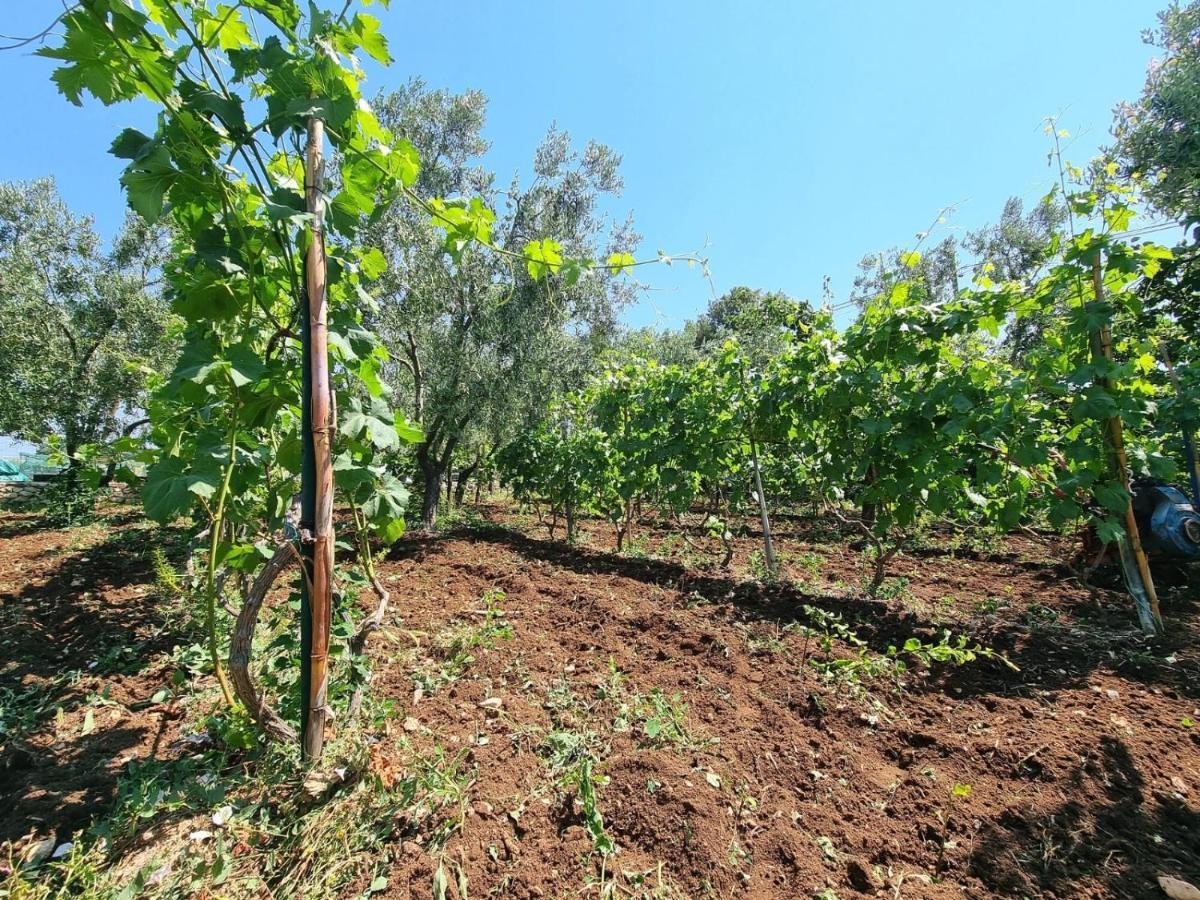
left=16, top=453, right=61, bottom=478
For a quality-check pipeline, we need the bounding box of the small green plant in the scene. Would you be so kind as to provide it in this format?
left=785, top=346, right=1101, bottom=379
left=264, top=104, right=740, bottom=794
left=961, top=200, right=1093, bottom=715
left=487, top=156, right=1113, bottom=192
left=893, top=632, right=1018, bottom=672
left=35, top=475, right=103, bottom=529
left=932, top=780, right=976, bottom=871
left=1023, top=603, right=1059, bottom=627
left=975, top=596, right=1007, bottom=616
left=871, top=576, right=911, bottom=602
left=420, top=588, right=513, bottom=690
left=570, top=757, right=615, bottom=856
left=637, top=689, right=692, bottom=747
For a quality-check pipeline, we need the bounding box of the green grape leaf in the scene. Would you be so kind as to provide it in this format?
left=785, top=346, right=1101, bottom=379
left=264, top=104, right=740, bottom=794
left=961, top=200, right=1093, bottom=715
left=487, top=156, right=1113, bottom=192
left=143, top=457, right=220, bottom=523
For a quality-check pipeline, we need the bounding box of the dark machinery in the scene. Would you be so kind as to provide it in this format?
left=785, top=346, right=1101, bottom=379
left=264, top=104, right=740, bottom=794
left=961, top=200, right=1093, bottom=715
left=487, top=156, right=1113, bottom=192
left=1132, top=480, right=1200, bottom=559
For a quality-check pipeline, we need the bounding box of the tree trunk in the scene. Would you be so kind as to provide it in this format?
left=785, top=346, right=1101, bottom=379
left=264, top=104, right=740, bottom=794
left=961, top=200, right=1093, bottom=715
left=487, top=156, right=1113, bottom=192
left=62, top=428, right=81, bottom=491
left=420, top=460, right=441, bottom=530
left=1090, top=256, right=1161, bottom=635
left=749, top=437, right=777, bottom=576
left=455, top=456, right=480, bottom=507
left=861, top=463, right=878, bottom=529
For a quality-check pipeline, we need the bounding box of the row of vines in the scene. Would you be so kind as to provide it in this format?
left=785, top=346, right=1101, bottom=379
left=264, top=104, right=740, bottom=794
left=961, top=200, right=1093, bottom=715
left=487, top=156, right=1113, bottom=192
left=498, top=175, right=1188, bottom=634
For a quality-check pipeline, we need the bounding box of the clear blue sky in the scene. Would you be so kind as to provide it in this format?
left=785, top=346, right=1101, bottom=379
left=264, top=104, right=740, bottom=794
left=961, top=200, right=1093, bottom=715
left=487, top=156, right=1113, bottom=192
left=0, top=0, right=1165, bottom=329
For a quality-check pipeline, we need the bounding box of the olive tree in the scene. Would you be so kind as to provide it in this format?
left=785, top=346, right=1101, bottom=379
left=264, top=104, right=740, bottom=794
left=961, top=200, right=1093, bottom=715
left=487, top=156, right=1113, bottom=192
left=0, top=178, right=172, bottom=480
left=365, top=83, right=639, bottom=528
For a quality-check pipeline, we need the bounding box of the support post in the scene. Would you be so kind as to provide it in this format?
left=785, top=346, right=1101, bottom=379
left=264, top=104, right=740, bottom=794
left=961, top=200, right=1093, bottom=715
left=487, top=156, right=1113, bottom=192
left=1090, top=257, right=1162, bottom=635
left=301, top=116, right=334, bottom=761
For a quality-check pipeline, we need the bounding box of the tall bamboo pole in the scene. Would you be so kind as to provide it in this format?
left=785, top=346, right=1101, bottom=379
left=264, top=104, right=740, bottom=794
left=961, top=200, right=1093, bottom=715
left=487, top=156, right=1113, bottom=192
left=1089, top=256, right=1162, bottom=635
left=301, top=116, right=334, bottom=760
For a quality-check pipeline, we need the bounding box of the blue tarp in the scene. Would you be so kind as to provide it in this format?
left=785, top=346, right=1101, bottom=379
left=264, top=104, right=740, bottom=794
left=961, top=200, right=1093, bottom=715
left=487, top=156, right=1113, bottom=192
left=0, top=459, right=31, bottom=482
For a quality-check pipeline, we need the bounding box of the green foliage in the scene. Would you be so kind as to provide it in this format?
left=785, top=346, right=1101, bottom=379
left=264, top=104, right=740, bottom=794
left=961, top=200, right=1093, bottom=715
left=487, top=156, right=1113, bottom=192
left=0, top=179, right=172, bottom=473
left=39, top=0, right=433, bottom=720
left=1113, top=1, right=1200, bottom=223
left=567, top=757, right=616, bottom=857
left=636, top=689, right=692, bottom=747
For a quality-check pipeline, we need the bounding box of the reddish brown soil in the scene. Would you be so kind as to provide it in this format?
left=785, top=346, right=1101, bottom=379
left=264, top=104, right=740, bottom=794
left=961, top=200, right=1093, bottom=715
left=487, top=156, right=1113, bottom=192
left=3, top=503, right=1199, bottom=898
left=370, top=508, right=1200, bottom=899
left=0, top=510, right=190, bottom=846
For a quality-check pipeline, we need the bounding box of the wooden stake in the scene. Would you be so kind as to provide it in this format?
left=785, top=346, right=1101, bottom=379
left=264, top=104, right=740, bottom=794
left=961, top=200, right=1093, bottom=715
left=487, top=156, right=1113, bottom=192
left=301, top=116, right=334, bottom=761
left=1090, top=257, right=1162, bottom=635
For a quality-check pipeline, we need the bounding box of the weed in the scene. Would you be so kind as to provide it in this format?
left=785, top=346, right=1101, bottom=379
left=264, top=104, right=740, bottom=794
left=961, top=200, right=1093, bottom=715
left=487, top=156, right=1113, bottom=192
left=636, top=689, right=692, bottom=747
left=417, top=588, right=513, bottom=691
left=0, top=671, right=81, bottom=743
left=870, top=576, right=911, bottom=602
left=791, top=550, right=823, bottom=589
left=569, top=757, right=615, bottom=856
left=975, top=596, right=1007, bottom=616
left=151, top=547, right=181, bottom=600
left=744, top=627, right=784, bottom=656
left=1023, top=602, right=1059, bottom=627
left=746, top=548, right=779, bottom=582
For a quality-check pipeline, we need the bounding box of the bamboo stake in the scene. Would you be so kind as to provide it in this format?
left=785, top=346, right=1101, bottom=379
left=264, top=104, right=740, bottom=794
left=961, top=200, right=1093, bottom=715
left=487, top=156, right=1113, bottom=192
left=1090, top=257, right=1162, bottom=635
left=301, top=116, right=334, bottom=761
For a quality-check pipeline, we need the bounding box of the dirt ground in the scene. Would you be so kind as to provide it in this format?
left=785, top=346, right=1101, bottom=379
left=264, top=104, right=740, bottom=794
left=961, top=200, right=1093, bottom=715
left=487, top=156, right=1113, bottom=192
left=2, top=503, right=1199, bottom=898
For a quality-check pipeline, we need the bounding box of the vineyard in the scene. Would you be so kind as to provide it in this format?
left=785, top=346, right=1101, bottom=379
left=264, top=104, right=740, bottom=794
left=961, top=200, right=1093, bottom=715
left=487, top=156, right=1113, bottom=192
left=0, top=1, right=1199, bottom=899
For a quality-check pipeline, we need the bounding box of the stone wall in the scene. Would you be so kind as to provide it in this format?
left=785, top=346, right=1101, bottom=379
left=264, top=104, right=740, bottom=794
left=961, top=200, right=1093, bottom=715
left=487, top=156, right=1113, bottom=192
left=0, top=481, right=46, bottom=504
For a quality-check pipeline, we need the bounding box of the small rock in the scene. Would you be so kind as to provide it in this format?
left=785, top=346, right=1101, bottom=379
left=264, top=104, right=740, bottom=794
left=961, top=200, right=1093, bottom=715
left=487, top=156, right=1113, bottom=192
left=24, top=838, right=55, bottom=868
left=479, top=697, right=503, bottom=712
left=1171, top=776, right=1189, bottom=796
left=1160, top=875, right=1200, bottom=900
left=473, top=801, right=494, bottom=818
left=403, top=716, right=421, bottom=732
left=1105, top=689, right=1120, bottom=700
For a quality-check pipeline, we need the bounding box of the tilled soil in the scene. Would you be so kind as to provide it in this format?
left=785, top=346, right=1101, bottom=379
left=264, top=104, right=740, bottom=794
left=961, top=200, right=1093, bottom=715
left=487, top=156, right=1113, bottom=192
left=0, top=511, right=190, bottom=846
left=369, top=510, right=1200, bottom=899
left=2, top=504, right=1199, bottom=898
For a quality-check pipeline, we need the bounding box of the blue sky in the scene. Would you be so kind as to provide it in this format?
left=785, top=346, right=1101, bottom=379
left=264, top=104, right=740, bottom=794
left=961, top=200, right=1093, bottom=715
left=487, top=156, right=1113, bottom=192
left=0, top=0, right=1165, bottom=330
